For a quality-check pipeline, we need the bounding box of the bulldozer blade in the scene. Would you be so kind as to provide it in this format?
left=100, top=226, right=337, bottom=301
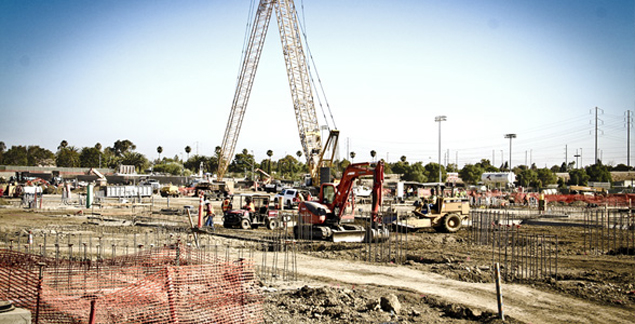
left=331, top=230, right=366, bottom=243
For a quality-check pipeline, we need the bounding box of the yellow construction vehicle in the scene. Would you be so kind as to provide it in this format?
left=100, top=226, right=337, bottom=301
left=393, top=197, right=470, bottom=233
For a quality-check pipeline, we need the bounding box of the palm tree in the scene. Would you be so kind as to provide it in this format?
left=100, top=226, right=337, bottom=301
left=296, top=150, right=302, bottom=159
left=400, top=155, right=407, bottom=163
left=157, top=146, right=163, bottom=160
left=350, top=151, right=356, bottom=162
left=370, top=150, right=376, bottom=162
left=94, top=143, right=103, bottom=168
left=58, top=140, right=68, bottom=150
left=267, top=150, right=273, bottom=174
left=185, top=146, right=191, bottom=159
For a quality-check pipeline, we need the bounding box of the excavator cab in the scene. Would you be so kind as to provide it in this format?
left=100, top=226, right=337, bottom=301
left=321, top=185, right=336, bottom=205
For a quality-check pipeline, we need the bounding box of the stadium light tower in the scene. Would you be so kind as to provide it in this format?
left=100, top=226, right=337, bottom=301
left=435, top=116, right=447, bottom=186
left=504, top=134, right=517, bottom=171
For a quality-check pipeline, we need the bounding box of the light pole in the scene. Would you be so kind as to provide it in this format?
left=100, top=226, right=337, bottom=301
left=504, top=134, right=516, bottom=171
left=251, top=150, right=255, bottom=181
left=435, top=116, right=447, bottom=190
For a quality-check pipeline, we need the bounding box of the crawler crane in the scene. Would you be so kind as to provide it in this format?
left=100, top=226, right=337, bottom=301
left=216, top=0, right=338, bottom=185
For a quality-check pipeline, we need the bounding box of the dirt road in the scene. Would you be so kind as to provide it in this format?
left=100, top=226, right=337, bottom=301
left=287, top=253, right=634, bottom=324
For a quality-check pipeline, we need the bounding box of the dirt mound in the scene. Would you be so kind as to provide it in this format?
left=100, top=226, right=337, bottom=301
left=261, top=283, right=517, bottom=324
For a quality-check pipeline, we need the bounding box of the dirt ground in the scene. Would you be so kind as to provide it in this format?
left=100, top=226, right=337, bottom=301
left=0, top=195, right=634, bottom=323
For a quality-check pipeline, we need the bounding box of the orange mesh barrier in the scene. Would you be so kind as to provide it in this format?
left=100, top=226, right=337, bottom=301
left=0, top=247, right=263, bottom=324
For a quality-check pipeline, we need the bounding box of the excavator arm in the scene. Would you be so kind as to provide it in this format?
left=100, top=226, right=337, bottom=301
left=320, top=161, right=384, bottom=224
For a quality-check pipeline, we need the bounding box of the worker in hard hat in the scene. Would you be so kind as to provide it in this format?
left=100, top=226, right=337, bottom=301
left=244, top=197, right=255, bottom=213
left=222, top=196, right=232, bottom=214
left=204, top=200, right=215, bottom=230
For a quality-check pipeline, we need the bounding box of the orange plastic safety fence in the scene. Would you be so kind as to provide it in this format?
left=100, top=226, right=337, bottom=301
left=0, top=247, right=263, bottom=324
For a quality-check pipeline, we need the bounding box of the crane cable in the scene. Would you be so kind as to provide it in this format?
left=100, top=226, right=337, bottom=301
left=298, top=0, right=337, bottom=131
left=235, top=0, right=258, bottom=88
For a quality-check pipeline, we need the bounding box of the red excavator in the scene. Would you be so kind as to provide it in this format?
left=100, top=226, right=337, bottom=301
left=295, top=161, right=390, bottom=243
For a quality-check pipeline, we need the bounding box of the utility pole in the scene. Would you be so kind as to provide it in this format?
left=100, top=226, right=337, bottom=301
left=627, top=110, right=632, bottom=166
left=580, top=148, right=583, bottom=168
left=592, top=107, right=603, bottom=164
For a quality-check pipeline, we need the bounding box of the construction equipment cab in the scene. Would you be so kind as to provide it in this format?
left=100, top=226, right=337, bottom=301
left=295, top=161, right=389, bottom=243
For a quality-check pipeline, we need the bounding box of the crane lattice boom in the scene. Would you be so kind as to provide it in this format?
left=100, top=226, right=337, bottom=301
left=217, top=0, right=323, bottom=180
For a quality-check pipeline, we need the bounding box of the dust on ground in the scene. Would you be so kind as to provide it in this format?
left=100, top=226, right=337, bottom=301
left=0, top=196, right=634, bottom=323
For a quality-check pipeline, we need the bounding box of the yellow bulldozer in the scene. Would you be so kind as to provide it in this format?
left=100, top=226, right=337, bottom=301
left=392, top=197, right=470, bottom=233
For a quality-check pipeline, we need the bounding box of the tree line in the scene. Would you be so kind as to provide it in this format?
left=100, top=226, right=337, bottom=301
left=0, top=140, right=629, bottom=189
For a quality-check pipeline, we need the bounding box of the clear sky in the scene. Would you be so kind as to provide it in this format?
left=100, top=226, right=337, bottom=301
left=1, top=0, right=634, bottom=169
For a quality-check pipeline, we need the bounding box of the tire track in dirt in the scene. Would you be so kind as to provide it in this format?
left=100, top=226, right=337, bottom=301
left=291, top=253, right=634, bottom=324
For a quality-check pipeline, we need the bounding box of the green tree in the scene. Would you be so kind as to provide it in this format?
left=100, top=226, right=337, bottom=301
left=391, top=160, right=409, bottom=175
left=153, top=162, right=184, bottom=175
left=112, top=140, right=136, bottom=157
left=229, top=148, right=255, bottom=175
left=27, top=146, right=55, bottom=166
left=424, top=162, right=446, bottom=182
left=459, top=164, right=484, bottom=185
left=79, top=147, right=102, bottom=167
left=56, top=147, right=80, bottom=167
left=350, top=151, right=356, bottom=162
left=400, top=155, right=407, bottom=163
left=2, top=146, right=28, bottom=165
left=568, top=168, right=589, bottom=186
left=185, top=155, right=212, bottom=174
left=277, top=155, right=301, bottom=179
left=120, top=151, right=149, bottom=173
left=370, top=150, right=376, bottom=162
left=536, top=168, right=558, bottom=187
left=185, top=146, right=191, bottom=160
left=102, top=148, right=120, bottom=169
left=586, top=162, right=611, bottom=183
left=403, top=162, right=427, bottom=182
left=58, top=140, right=68, bottom=150
left=611, top=163, right=633, bottom=171
left=475, top=159, right=499, bottom=172
left=516, top=168, right=538, bottom=188
left=266, top=150, right=273, bottom=174
left=157, top=146, right=163, bottom=160
left=0, top=141, right=5, bottom=164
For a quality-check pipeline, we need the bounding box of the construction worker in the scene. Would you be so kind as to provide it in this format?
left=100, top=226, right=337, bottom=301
left=222, top=196, right=232, bottom=214
left=204, top=200, right=215, bottom=230
left=244, top=197, right=255, bottom=213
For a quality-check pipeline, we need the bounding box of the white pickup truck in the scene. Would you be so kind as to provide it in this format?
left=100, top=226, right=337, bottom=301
left=273, top=188, right=312, bottom=209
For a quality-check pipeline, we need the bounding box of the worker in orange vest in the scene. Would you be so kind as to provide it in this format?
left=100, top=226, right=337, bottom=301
left=222, top=196, right=233, bottom=214
left=244, top=197, right=255, bottom=213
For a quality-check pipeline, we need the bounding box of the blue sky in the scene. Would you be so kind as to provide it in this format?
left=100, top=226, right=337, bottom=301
left=1, top=0, right=634, bottom=169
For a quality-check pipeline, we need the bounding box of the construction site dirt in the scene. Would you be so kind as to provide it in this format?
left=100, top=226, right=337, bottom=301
left=0, top=195, right=634, bottom=324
